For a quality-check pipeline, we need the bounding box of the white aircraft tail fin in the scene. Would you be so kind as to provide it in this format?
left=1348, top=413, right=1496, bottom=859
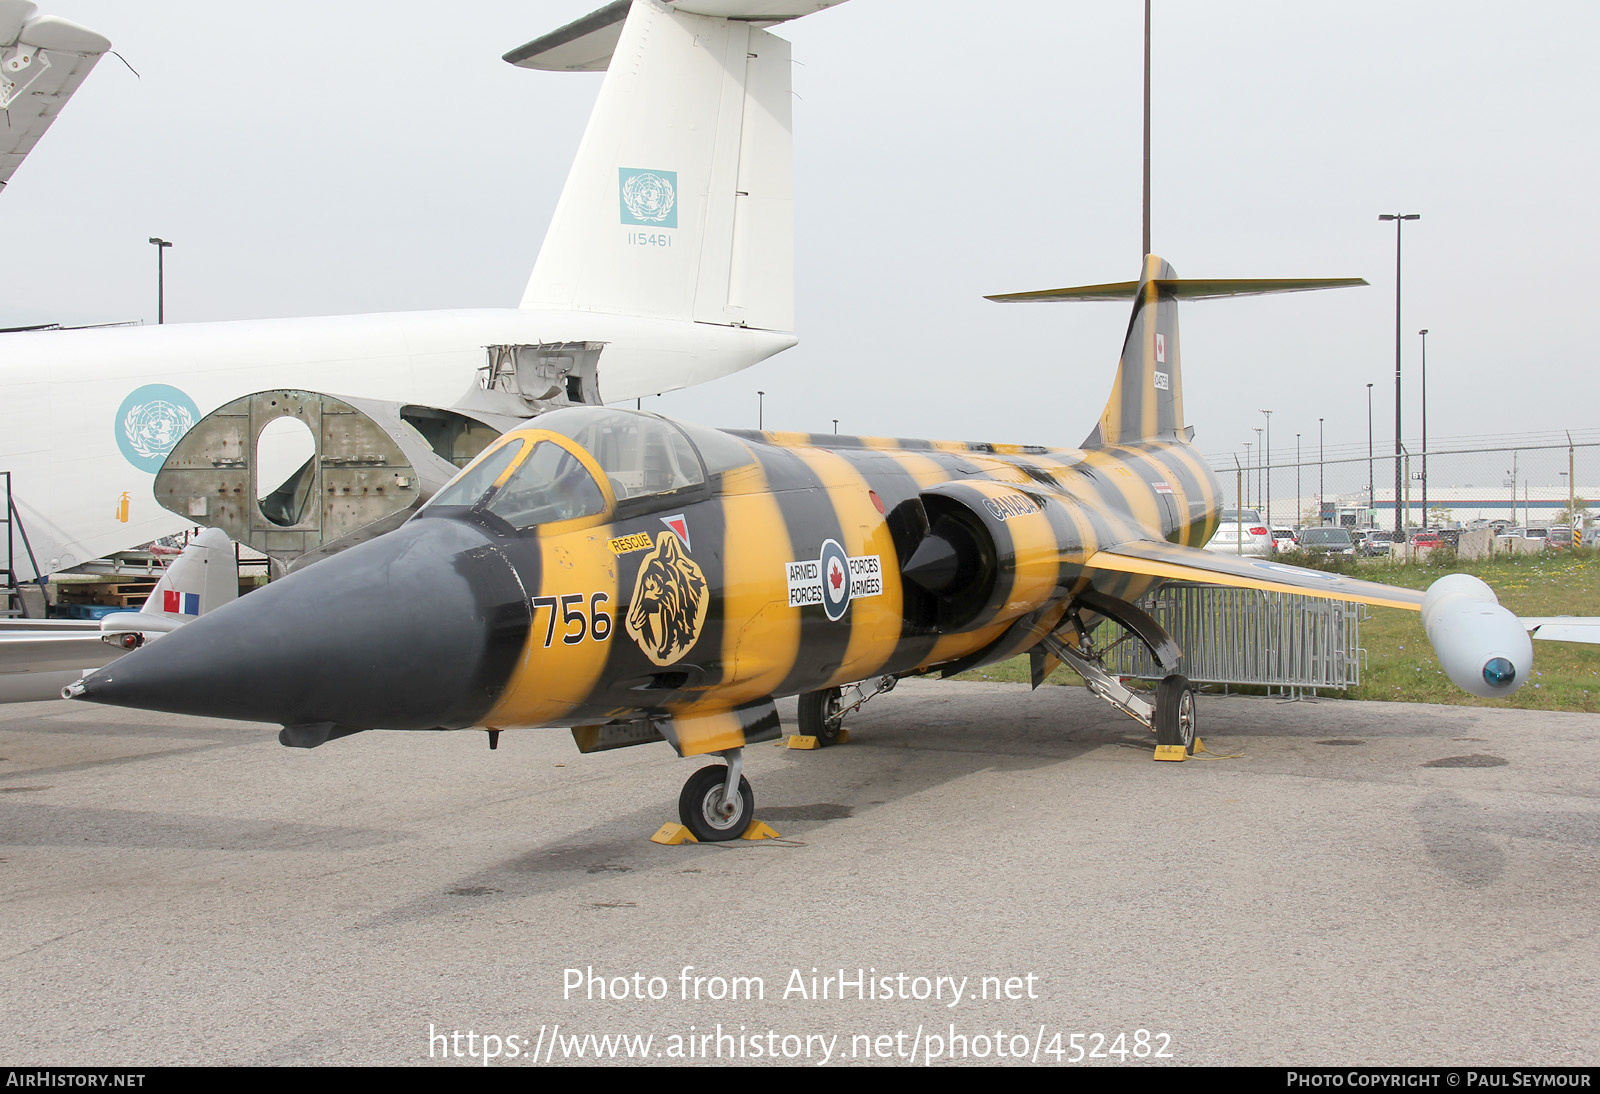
left=508, top=1, right=849, bottom=333
left=101, top=528, right=238, bottom=646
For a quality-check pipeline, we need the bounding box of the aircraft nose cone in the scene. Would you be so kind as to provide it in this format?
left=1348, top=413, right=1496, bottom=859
left=71, top=519, right=531, bottom=733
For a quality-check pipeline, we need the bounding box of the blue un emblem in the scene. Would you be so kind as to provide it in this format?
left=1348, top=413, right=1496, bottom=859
left=619, top=168, right=677, bottom=228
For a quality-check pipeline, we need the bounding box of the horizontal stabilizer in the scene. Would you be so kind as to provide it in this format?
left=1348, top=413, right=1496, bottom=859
left=986, top=277, right=1367, bottom=304
left=0, top=0, right=112, bottom=190
left=505, top=0, right=850, bottom=71
left=1086, top=540, right=1425, bottom=612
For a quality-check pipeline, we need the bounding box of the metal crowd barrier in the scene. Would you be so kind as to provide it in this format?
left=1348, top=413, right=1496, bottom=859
left=1099, top=582, right=1364, bottom=694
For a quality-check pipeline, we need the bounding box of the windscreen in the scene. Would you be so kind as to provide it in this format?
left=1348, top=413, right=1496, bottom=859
left=427, top=438, right=526, bottom=509
left=422, top=436, right=606, bottom=528
left=484, top=441, right=606, bottom=528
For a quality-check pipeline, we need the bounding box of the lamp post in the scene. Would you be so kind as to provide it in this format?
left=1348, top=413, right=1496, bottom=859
left=1260, top=409, right=1272, bottom=531
left=1419, top=328, right=1429, bottom=528
left=148, top=237, right=172, bottom=324
left=757, top=390, right=765, bottom=431
left=1366, top=382, right=1375, bottom=524
left=1379, top=213, right=1420, bottom=536
left=832, top=418, right=839, bottom=435
left=1243, top=441, right=1253, bottom=507
left=1296, top=432, right=1301, bottom=528
left=1253, top=427, right=1264, bottom=513
left=1318, top=417, right=1325, bottom=525
left=1142, top=0, right=1152, bottom=258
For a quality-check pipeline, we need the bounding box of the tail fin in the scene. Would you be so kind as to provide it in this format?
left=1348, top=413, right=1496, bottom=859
left=987, top=257, right=1364, bottom=447
left=100, top=528, right=237, bottom=645
left=507, top=1, right=849, bottom=333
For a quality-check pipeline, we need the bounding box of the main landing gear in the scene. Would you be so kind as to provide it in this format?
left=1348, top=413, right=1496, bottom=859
left=1040, top=601, right=1199, bottom=761
left=796, top=687, right=845, bottom=746
left=1154, top=673, right=1197, bottom=756
left=792, top=675, right=897, bottom=749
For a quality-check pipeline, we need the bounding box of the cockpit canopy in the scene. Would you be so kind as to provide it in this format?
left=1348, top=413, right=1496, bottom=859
left=539, top=407, right=704, bottom=501
left=420, top=406, right=752, bottom=530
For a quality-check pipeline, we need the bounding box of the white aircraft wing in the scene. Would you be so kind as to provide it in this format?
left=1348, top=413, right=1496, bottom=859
left=1522, top=618, right=1600, bottom=644
left=0, top=0, right=110, bottom=190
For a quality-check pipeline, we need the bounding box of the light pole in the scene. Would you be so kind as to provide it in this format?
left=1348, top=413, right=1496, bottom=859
left=1366, top=382, right=1375, bottom=523
left=1379, top=213, right=1419, bottom=536
left=148, top=237, right=172, bottom=324
left=1295, top=432, right=1301, bottom=528
left=1318, top=417, right=1325, bottom=525
left=832, top=418, right=838, bottom=435
left=1243, top=441, right=1253, bottom=507
left=1260, top=409, right=1272, bottom=531
left=1142, top=0, right=1152, bottom=258
left=1419, top=328, right=1429, bottom=528
left=1253, top=428, right=1264, bottom=513
left=757, top=390, right=765, bottom=430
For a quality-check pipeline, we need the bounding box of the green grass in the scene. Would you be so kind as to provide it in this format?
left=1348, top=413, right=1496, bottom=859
left=953, top=547, right=1600, bottom=712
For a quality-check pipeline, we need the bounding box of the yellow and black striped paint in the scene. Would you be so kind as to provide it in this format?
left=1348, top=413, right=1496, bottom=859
left=445, top=416, right=1222, bottom=755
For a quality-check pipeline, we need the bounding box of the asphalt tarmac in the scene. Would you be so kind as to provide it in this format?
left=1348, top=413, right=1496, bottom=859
left=1, top=679, right=1596, bottom=1067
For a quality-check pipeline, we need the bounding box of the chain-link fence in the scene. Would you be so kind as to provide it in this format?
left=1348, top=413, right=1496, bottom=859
left=1206, top=439, right=1600, bottom=533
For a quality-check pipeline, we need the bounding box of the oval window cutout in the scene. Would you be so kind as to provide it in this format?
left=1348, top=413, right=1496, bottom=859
left=256, top=415, right=317, bottom=527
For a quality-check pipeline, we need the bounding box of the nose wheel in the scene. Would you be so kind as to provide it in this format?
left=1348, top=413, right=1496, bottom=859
left=678, top=762, right=755, bottom=842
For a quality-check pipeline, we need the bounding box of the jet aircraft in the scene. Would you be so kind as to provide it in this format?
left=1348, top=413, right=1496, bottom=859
left=0, top=0, right=844, bottom=578
left=69, top=256, right=1548, bottom=841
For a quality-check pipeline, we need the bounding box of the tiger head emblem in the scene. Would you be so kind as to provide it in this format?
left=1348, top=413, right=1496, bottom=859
left=625, top=531, right=708, bottom=667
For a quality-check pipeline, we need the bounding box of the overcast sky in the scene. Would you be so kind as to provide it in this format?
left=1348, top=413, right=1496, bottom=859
left=4, top=1, right=1597, bottom=470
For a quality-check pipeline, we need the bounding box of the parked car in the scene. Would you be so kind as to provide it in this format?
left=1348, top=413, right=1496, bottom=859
left=1583, top=525, right=1600, bottom=547
left=1297, top=527, right=1356, bottom=556
left=1272, top=527, right=1297, bottom=551
left=1410, top=531, right=1443, bottom=549
left=1359, top=531, right=1395, bottom=557
left=1545, top=525, right=1574, bottom=549
left=1203, top=509, right=1275, bottom=557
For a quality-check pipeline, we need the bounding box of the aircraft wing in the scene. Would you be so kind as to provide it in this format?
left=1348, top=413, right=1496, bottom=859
left=1521, top=618, right=1600, bottom=644
left=1087, top=539, right=1425, bottom=611
left=0, top=1, right=112, bottom=190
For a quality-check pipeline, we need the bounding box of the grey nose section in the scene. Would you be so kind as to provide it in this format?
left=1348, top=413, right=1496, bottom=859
left=71, top=519, right=532, bottom=733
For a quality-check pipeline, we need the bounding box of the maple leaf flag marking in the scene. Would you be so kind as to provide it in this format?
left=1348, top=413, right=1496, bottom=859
left=786, top=539, right=883, bottom=621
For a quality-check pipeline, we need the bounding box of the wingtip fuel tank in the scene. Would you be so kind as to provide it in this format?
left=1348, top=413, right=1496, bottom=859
left=1421, top=574, right=1533, bottom=699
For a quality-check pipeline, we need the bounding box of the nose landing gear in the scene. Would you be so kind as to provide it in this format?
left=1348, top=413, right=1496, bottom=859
left=676, top=750, right=754, bottom=842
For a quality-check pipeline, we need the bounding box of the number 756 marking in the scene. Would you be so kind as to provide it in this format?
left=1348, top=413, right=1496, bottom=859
left=529, top=593, right=613, bottom=647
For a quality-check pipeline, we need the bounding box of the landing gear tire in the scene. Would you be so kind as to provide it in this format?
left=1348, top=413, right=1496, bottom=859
left=1155, top=674, right=1197, bottom=755
left=797, top=687, right=845, bottom=746
left=678, top=764, right=755, bottom=842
